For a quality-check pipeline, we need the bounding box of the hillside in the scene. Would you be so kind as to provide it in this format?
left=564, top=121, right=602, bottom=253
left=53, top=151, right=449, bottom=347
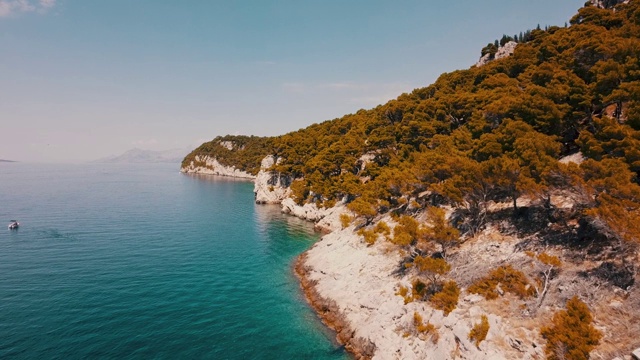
left=183, top=1, right=640, bottom=358
left=185, top=0, right=640, bottom=243
left=95, top=148, right=189, bottom=164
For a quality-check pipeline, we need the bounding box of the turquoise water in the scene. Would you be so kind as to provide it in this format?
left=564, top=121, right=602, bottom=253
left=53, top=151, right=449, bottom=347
left=0, top=163, right=348, bottom=359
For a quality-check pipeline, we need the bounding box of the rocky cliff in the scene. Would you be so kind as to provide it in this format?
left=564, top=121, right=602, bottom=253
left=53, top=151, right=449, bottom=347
left=180, top=155, right=255, bottom=179
left=591, top=0, right=630, bottom=9
left=253, top=155, right=292, bottom=204
left=475, top=41, right=517, bottom=67
left=181, top=153, right=347, bottom=231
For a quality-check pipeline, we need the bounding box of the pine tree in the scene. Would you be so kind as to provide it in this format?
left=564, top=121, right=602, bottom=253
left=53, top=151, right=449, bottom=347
left=540, top=297, right=601, bottom=360
left=424, top=207, right=459, bottom=259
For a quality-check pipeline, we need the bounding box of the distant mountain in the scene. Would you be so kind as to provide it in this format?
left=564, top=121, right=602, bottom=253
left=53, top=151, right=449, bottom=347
left=94, top=148, right=189, bottom=164
left=0, top=159, right=16, bottom=162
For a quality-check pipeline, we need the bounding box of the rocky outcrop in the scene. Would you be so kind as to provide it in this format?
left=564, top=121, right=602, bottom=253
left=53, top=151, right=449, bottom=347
left=183, top=152, right=350, bottom=230
left=590, top=0, right=629, bottom=9
left=475, top=41, right=518, bottom=67
left=281, top=198, right=328, bottom=222
left=281, top=198, right=348, bottom=233
left=253, top=155, right=292, bottom=204
left=559, top=151, right=584, bottom=165
left=180, top=155, right=255, bottom=179
left=300, top=221, right=538, bottom=360
left=181, top=153, right=293, bottom=204
left=295, top=253, right=377, bottom=359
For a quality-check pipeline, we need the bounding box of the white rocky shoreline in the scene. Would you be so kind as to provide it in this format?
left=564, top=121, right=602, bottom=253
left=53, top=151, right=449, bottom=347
left=182, top=154, right=638, bottom=360
left=181, top=155, right=532, bottom=359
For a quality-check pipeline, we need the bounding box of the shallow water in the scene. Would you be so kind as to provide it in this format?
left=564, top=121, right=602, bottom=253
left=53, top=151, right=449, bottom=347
left=0, top=163, right=348, bottom=359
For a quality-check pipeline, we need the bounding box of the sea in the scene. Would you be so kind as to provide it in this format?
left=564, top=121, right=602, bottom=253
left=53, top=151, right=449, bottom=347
left=0, top=163, right=349, bottom=359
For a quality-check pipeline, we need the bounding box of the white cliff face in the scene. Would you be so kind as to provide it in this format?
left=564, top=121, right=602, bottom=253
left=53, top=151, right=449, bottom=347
left=590, top=0, right=629, bottom=9
left=254, top=154, right=350, bottom=229
left=281, top=198, right=326, bottom=222
left=253, top=155, right=292, bottom=204
left=180, top=155, right=255, bottom=179
left=281, top=198, right=348, bottom=232
left=182, top=153, right=293, bottom=204
left=475, top=41, right=518, bottom=67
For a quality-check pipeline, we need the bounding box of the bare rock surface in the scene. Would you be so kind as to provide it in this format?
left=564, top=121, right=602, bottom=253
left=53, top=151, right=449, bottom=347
left=301, top=221, right=546, bottom=359
left=180, top=155, right=255, bottom=179
left=281, top=198, right=348, bottom=233
left=476, top=41, right=518, bottom=67
left=254, top=155, right=291, bottom=204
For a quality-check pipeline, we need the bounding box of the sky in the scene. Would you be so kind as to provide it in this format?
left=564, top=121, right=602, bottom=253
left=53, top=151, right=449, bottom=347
left=1, top=0, right=585, bottom=163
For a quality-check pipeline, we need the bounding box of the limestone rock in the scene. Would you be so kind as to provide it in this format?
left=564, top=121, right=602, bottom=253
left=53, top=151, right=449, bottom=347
left=590, top=0, right=629, bottom=9
left=281, top=198, right=325, bottom=221
left=180, top=155, right=255, bottom=179
left=559, top=152, right=584, bottom=165
left=254, top=155, right=292, bottom=204
left=301, top=224, right=541, bottom=359
left=476, top=41, right=518, bottom=67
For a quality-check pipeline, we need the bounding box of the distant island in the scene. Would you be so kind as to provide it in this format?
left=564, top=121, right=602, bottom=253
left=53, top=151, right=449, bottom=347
left=93, top=148, right=190, bottom=164
left=0, top=159, right=17, bottom=163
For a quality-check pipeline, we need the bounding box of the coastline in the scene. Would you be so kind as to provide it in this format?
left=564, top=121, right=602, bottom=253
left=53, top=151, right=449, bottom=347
left=180, top=159, right=604, bottom=359
left=182, top=161, right=367, bottom=357
left=291, top=218, right=543, bottom=360
left=294, top=252, right=375, bottom=360
left=181, top=162, right=465, bottom=359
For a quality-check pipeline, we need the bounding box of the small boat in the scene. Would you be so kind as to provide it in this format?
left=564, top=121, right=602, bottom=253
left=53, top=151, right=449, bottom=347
left=8, top=220, right=19, bottom=230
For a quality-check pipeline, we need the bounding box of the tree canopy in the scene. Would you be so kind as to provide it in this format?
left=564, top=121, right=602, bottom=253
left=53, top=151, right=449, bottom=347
left=185, top=1, right=640, bottom=244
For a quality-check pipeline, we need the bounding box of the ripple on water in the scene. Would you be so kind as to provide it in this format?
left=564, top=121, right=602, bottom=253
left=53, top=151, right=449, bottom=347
left=0, top=164, right=349, bottom=359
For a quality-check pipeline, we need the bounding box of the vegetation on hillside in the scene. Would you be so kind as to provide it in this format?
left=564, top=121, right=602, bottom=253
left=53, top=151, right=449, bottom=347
left=185, top=1, right=639, bottom=356
left=182, top=135, right=272, bottom=175
left=185, top=1, right=640, bottom=247
left=468, top=314, right=490, bottom=348
left=540, top=296, right=602, bottom=360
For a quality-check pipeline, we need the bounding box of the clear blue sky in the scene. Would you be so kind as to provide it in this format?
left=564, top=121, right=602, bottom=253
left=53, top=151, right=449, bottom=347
left=1, top=0, right=584, bottom=162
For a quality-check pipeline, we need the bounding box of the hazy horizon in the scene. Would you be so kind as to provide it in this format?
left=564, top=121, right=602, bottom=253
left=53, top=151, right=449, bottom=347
left=1, top=0, right=584, bottom=163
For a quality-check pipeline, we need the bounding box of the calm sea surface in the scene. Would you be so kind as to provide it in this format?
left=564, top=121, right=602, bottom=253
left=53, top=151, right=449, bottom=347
left=0, top=163, right=348, bottom=359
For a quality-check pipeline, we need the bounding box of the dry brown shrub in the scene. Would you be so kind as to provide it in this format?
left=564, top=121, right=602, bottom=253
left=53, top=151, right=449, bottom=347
left=430, top=280, right=460, bottom=316
left=468, top=265, right=536, bottom=300
left=540, top=296, right=601, bottom=360
left=413, top=312, right=439, bottom=344
left=468, top=314, right=490, bottom=348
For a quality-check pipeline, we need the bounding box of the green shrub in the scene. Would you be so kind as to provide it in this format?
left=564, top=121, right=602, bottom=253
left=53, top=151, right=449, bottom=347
left=290, top=179, right=309, bottom=205
left=410, top=256, right=450, bottom=281
left=390, top=216, right=420, bottom=246
left=374, top=221, right=390, bottom=236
